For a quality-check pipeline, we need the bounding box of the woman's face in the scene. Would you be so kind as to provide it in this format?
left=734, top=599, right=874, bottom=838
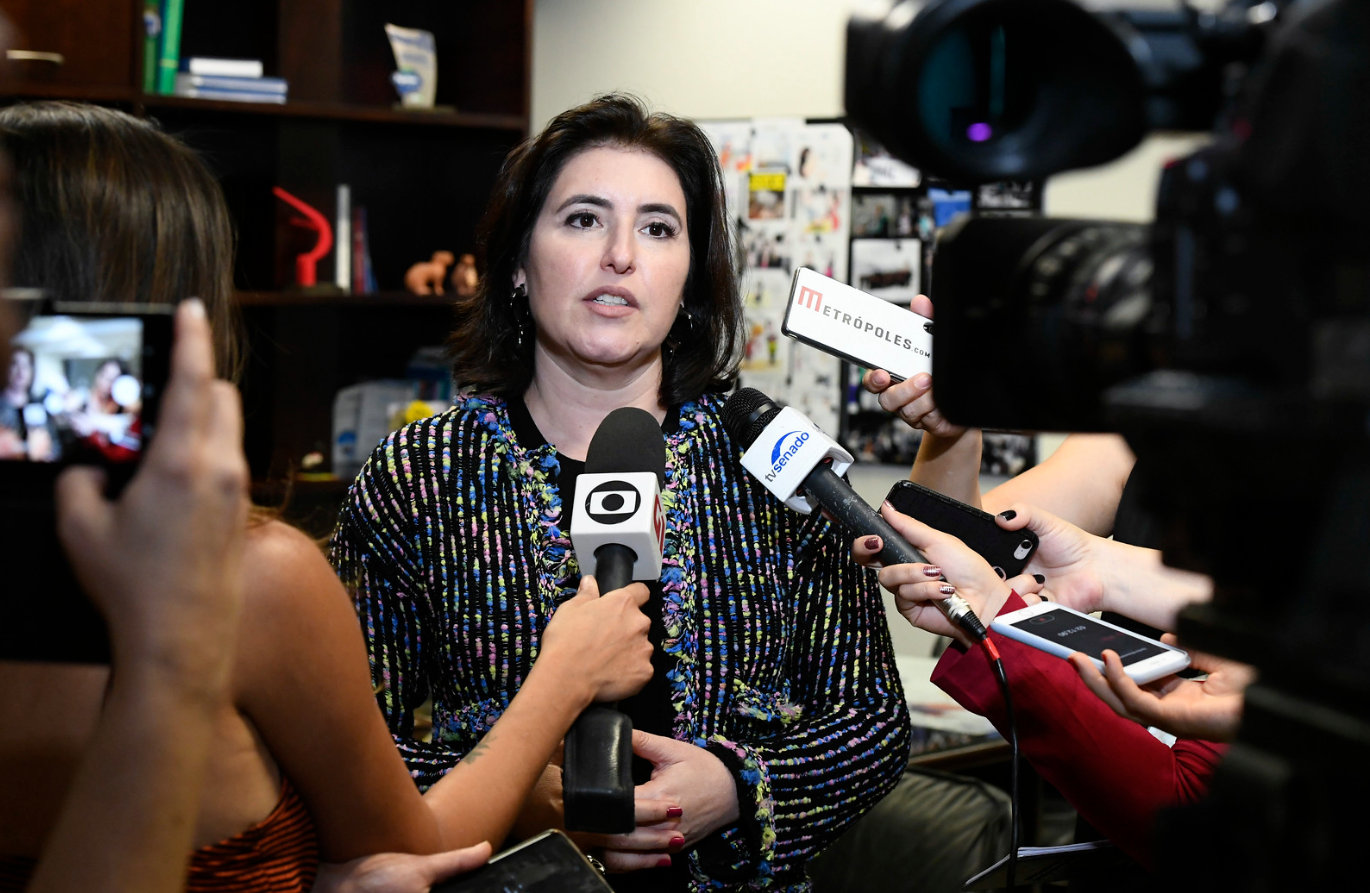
left=6, top=349, right=32, bottom=393
left=92, top=360, right=120, bottom=396
left=516, top=146, right=691, bottom=382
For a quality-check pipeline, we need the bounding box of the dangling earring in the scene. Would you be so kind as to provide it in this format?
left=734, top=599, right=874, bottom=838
left=513, top=283, right=530, bottom=349
left=671, top=301, right=696, bottom=337
left=666, top=301, right=693, bottom=352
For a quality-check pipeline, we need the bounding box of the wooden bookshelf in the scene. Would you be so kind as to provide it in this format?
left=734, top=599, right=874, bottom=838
left=234, top=290, right=459, bottom=307
left=138, top=94, right=526, bottom=131
left=3, top=0, right=530, bottom=481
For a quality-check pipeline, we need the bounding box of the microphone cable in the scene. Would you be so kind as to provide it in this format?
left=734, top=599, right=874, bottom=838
left=981, top=635, right=1020, bottom=890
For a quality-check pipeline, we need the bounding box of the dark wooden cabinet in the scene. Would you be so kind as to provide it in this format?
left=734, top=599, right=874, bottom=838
left=1, top=0, right=142, bottom=91
left=1, top=0, right=529, bottom=491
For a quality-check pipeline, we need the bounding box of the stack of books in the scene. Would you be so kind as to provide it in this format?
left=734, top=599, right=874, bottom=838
left=173, top=58, right=287, bottom=104
left=143, top=0, right=284, bottom=103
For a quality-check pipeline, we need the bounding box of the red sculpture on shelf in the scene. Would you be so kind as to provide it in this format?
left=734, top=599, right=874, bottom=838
left=273, top=186, right=333, bottom=288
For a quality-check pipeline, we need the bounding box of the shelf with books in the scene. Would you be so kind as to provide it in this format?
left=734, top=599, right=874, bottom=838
left=139, top=93, right=526, bottom=130
left=3, top=0, right=529, bottom=485
left=234, top=290, right=458, bottom=307
left=0, top=81, right=525, bottom=132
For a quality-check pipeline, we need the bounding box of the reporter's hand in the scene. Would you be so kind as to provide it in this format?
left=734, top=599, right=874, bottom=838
left=508, top=750, right=684, bottom=872
left=861, top=295, right=964, bottom=438
left=312, top=841, right=492, bottom=893
left=587, top=731, right=735, bottom=873
left=993, top=502, right=1107, bottom=615
left=56, top=298, right=249, bottom=684
left=539, top=576, right=653, bottom=704
left=854, top=504, right=1043, bottom=646
left=1069, top=639, right=1255, bottom=742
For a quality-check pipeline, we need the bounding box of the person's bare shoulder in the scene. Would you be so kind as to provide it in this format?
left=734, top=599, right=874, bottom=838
left=235, top=519, right=359, bottom=677
left=243, top=518, right=332, bottom=588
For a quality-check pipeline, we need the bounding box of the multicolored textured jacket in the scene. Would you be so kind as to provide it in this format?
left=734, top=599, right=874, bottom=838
left=330, top=393, right=911, bottom=891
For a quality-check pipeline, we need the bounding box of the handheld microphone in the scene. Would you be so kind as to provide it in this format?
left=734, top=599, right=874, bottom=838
left=563, top=407, right=666, bottom=834
left=721, top=387, right=988, bottom=642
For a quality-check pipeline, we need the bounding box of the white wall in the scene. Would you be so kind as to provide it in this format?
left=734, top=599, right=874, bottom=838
left=532, top=0, right=868, bottom=131
left=533, top=0, right=1211, bottom=222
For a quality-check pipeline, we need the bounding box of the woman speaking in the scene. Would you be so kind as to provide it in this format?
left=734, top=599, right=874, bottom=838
left=332, top=94, right=912, bottom=891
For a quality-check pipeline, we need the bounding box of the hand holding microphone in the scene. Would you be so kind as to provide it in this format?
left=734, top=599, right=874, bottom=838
left=720, top=387, right=989, bottom=643
left=563, top=407, right=666, bottom=834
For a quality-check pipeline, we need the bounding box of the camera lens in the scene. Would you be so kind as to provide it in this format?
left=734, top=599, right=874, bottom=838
left=846, top=0, right=1147, bottom=182
left=932, top=216, right=1155, bottom=431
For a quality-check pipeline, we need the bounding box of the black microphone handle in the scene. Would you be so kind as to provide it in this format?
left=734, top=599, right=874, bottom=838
left=593, top=542, right=637, bottom=594
left=800, top=465, right=928, bottom=567
left=800, top=464, right=988, bottom=641
left=562, top=541, right=640, bottom=835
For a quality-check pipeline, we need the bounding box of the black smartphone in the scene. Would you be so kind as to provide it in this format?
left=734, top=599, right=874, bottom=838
left=0, top=298, right=175, bottom=663
left=884, top=479, right=1039, bottom=580
left=432, top=830, right=613, bottom=893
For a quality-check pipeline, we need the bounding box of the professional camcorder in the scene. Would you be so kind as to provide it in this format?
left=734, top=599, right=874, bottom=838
left=846, top=0, right=1368, bottom=887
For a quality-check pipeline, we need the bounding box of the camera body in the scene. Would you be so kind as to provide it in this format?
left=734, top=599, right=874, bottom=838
left=1, top=297, right=174, bottom=663
left=847, top=0, right=1369, bottom=886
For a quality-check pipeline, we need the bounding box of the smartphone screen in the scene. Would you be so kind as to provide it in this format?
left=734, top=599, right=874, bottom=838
left=2, top=313, right=149, bottom=467
left=432, top=830, right=611, bottom=893
left=1, top=303, right=170, bottom=663
left=1007, top=608, right=1170, bottom=664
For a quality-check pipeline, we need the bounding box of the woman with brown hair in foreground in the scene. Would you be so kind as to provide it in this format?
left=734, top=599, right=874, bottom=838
left=0, top=101, right=657, bottom=891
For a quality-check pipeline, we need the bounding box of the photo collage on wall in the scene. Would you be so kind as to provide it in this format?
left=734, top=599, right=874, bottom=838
left=701, top=119, right=853, bottom=435
left=702, top=121, right=1042, bottom=475
left=842, top=131, right=1043, bottom=472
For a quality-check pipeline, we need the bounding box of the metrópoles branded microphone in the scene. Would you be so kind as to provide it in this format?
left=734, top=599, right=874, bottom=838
left=563, top=407, right=667, bottom=834
left=720, top=387, right=988, bottom=642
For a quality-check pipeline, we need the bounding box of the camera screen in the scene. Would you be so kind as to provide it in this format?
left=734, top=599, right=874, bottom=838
left=3, top=315, right=145, bottom=465
left=1009, top=608, right=1170, bottom=664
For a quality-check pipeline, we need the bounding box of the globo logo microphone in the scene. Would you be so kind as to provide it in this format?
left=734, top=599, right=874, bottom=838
left=586, top=481, right=641, bottom=524
left=569, top=470, right=665, bottom=580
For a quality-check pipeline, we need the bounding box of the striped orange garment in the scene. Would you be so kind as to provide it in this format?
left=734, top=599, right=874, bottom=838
left=0, top=777, right=318, bottom=892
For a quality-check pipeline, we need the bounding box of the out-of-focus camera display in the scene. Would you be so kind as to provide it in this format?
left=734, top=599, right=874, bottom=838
left=0, top=301, right=172, bottom=664
left=3, top=314, right=148, bottom=465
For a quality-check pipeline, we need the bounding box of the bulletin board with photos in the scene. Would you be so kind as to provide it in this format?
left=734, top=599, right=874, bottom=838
left=844, top=131, right=1042, bottom=473
left=700, top=119, right=853, bottom=436
left=699, top=120, right=1041, bottom=474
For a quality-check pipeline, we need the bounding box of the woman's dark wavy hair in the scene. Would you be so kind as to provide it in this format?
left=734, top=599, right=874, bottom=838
left=0, top=101, right=241, bottom=382
left=448, top=93, right=743, bottom=404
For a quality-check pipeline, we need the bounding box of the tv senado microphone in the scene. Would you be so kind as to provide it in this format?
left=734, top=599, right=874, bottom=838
left=721, top=387, right=988, bottom=643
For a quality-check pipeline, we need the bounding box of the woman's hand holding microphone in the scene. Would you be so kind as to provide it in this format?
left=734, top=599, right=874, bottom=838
left=853, top=503, right=1045, bottom=647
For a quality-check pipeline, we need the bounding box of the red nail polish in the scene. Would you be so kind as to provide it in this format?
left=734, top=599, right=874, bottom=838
left=923, top=566, right=942, bottom=577
left=939, top=584, right=956, bottom=595
left=658, top=856, right=674, bottom=867
left=666, top=806, right=683, bottom=818
left=670, top=835, right=685, bottom=848
left=864, top=536, right=881, bottom=550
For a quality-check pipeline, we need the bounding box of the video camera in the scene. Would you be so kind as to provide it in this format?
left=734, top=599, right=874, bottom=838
left=846, top=1, right=1368, bottom=887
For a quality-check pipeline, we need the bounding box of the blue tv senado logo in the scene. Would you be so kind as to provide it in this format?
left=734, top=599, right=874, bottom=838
left=765, top=430, right=812, bottom=481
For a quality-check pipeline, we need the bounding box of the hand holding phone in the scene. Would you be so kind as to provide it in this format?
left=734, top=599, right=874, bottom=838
left=885, top=480, right=1038, bottom=579
left=991, top=602, right=1190, bottom=684
left=1068, top=640, right=1253, bottom=742
left=432, top=830, right=611, bottom=893
left=858, top=294, right=968, bottom=439
left=1, top=298, right=177, bottom=662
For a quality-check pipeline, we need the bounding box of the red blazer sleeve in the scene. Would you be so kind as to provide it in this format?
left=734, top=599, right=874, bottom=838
left=931, top=593, right=1226, bottom=868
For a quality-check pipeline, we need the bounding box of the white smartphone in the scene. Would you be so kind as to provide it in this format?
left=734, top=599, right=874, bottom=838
left=781, top=266, right=933, bottom=382
left=991, top=602, right=1190, bottom=684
